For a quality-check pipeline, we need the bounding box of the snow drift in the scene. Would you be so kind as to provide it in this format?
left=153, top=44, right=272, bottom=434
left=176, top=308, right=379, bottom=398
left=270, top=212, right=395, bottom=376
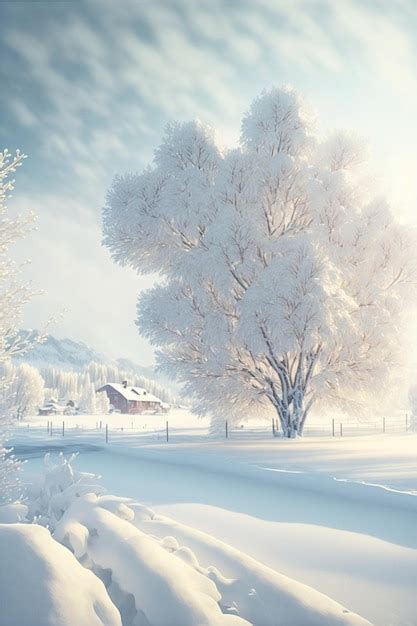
left=54, top=492, right=372, bottom=625
left=0, top=523, right=122, bottom=626
left=22, top=453, right=372, bottom=626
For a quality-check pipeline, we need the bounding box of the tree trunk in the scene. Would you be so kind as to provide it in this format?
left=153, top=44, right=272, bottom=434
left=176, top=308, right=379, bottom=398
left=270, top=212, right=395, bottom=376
left=273, top=391, right=307, bottom=438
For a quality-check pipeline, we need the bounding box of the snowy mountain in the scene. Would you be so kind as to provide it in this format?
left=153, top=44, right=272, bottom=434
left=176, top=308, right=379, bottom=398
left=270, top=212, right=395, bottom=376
left=12, top=331, right=182, bottom=396
left=13, top=331, right=111, bottom=371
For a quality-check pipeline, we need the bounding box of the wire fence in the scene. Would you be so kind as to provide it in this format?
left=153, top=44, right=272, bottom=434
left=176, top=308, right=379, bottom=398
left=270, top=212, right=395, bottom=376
left=14, top=413, right=414, bottom=446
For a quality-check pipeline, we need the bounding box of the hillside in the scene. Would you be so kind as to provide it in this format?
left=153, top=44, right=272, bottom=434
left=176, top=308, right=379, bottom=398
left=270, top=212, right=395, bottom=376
left=13, top=331, right=110, bottom=371
left=13, top=331, right=179, bottom=394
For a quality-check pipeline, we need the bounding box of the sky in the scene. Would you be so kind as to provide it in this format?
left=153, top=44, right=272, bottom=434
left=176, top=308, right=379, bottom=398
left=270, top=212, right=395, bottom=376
left=1, top=0, right=417, bottom=366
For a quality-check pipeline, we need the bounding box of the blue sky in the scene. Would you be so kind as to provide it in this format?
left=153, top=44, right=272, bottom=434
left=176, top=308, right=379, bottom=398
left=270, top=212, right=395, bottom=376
left=1, top=0, right=417, bottom=364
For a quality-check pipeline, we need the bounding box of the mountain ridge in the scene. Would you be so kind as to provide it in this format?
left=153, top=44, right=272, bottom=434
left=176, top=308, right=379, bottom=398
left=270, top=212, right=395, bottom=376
left=13, top=330, right=166, bottom=385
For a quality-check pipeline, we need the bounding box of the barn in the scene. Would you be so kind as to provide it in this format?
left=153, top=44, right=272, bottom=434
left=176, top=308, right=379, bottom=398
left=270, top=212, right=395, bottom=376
left=96, top=381, right=163, bottom=414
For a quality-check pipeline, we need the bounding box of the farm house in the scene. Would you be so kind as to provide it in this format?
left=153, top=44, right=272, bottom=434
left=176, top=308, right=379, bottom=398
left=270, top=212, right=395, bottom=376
left=96, top=381, right=167, bottom=414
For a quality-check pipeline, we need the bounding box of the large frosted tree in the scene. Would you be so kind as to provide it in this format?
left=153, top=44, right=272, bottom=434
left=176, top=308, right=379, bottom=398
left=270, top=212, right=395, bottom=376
left=103, top=87, right=416, bottom=437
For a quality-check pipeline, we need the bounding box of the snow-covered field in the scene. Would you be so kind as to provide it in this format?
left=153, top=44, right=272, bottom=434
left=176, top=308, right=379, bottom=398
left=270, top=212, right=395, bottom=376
left=6, top=409, right=417, bottom=626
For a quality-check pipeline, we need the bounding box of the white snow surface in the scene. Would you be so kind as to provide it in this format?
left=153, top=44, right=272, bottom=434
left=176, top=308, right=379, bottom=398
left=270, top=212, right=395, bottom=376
left=11, top=415, right=417, bottom=625
left=20, top=452, right=371, bottom=626
left=0, top=523, right=122, bottom=626
left=0, top=501, right=28, bottom=523
left=53, top=491, right=370, bottom=626
left=55, top=494, right=249, bottom=626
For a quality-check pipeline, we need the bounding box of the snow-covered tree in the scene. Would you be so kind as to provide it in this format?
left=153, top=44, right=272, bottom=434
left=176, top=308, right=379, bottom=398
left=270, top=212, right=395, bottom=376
left=0, top=150, right=42, bottom=363
left=96, top=389, right=110, bottom=414
left=103, top=87, right=417, bottom=437
left=4, top=363, right=44, bottom=420
left=79, top=378, right=97, bottom=414
left=0, top=149, right=43, bottom=501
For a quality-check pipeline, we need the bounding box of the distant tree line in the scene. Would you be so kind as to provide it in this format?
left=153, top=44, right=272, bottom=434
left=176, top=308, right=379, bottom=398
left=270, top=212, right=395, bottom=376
left=0, top=360, right=180, bottom=420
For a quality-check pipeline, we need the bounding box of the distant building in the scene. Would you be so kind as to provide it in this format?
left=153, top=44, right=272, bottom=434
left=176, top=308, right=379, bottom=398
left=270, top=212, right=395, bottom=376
left=96, top=381, right=166, bottom=414
left=38, top=398, right=77, bottom=416
left=38, top=398, right=65, bottom=416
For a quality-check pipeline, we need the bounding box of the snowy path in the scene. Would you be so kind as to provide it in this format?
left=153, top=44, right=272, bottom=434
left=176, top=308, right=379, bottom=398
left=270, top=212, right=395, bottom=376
left=18, top=440, right=417, bottom=626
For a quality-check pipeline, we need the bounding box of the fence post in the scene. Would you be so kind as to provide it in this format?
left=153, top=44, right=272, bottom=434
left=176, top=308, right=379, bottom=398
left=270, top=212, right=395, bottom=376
left=166, top=421, right=169, bottom=442
left=383, top=417, right=386, bottom=433
left=100, top=420, right=102, bottom=430
left=275, top=419, right=279, bottom=434
left=225, top=420, right=228, bottom=439
left=332, top=419, right=335, bottom=437
left=340, top=422, right=343, bottom=437
left=50, top=422, right=52, bottom=437
left=272, top=418, right=275, bottom=437
left=105, top=424, right=108, bottom=443
left=62, top=421, right=65, bottom=437
left=47, top=420, right=49, bottom=434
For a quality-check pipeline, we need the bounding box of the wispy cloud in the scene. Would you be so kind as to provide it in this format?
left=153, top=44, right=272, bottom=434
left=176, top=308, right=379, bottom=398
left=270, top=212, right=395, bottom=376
left=1, top=0, right=416, bottom=359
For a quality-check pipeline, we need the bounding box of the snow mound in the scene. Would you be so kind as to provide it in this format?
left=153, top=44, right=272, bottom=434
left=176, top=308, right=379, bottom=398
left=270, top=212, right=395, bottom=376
left=55, top=491, right=372, bottom=626
left=0, top=501, right=28, bottom=523
left=0, top=523, right=122, bottom=626
left=131, top=506, right=373, bottom=626
left=26, top=454, right=372, bottom=626
left=55, top=493, right=248, bottom=626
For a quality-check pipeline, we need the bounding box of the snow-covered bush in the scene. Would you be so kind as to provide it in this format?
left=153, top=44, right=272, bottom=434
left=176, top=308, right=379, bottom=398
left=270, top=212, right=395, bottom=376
left=25, top=452, right=106, bottom=529
left=103, top=87, right=417, bottom=437
left=0, top=523, right=122, bottom=626
left=0, top=434, right=23, bottom=505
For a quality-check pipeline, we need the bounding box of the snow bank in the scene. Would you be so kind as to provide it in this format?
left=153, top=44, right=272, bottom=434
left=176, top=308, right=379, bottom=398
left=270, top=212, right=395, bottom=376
left=20, top=453, right=372, bottom=625
left=98, top=444, right=417, bottom=514
left=0, top=523, right=122, bottom=626
left=54, top=492, right=371, bottom=626
left=130, top=504, right=373, bottom=626
left=54, top=493, right=249, bottom=626
left=0, top=501, right=28, bottom=522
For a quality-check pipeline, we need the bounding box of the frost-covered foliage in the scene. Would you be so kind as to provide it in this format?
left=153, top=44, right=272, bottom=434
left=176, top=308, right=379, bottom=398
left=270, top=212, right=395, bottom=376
left=103, top=87, right=417, bottom=437
left=25, top=452, right=106, bottom=529
left=0, top=435, right=23, bottom=505
left=0, top=150, right=42, bottom=364
left=0, top=523, right=122, bottom=626
left=0, top=149, right=44, bottom=501
left=0, top=361, right=44, bottom=420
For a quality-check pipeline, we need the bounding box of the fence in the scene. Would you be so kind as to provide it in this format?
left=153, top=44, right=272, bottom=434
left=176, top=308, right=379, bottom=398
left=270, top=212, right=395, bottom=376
left=20, top=413, right=413, bottom=447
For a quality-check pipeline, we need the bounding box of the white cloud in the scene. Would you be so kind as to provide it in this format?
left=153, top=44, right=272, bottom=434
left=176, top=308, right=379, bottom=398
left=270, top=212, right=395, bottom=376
left=11, top=191, right=156, bottom=364
left=2, top=0, right=417, bottom=360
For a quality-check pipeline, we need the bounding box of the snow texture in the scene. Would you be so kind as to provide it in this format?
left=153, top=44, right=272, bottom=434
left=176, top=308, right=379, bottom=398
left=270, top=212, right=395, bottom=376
left=54, top=492, right=371, bottom=626
left=0, top=523, right=122, bottom=626
left=29, top=451, right=371, bottom=626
